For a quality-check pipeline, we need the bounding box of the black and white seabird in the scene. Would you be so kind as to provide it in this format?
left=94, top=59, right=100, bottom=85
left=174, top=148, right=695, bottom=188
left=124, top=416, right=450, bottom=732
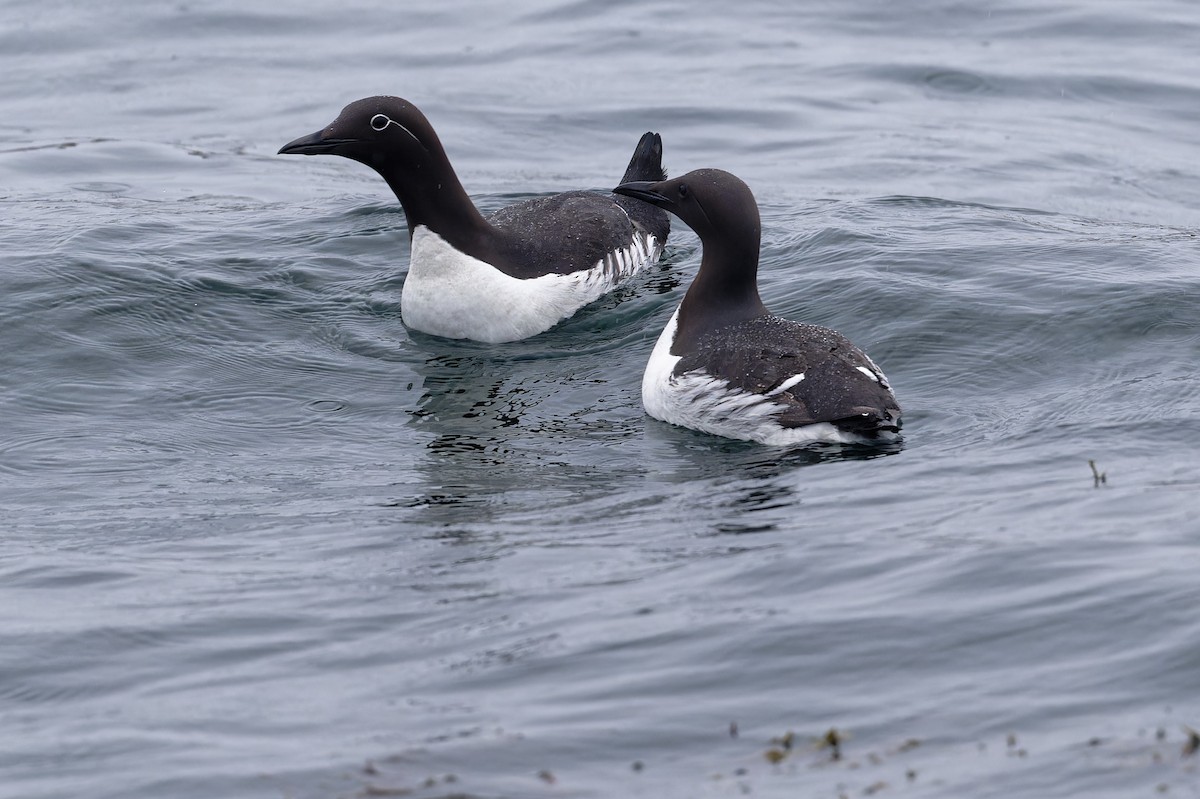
left=613, top=169, right=901, bottom=446
left=279, top=96, right=670, bottom=343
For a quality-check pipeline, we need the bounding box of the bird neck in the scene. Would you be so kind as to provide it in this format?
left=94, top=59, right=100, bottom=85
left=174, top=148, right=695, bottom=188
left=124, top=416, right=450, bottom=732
left=373, top=137, right=491, bottom=247
left=674, top=241, right=769, bottom=349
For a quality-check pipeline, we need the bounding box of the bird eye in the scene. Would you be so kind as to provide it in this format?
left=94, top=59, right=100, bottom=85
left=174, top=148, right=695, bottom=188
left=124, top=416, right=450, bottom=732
left=678, top=183, right=690, bottom=199
left=370, top=114, right=391, bottom=131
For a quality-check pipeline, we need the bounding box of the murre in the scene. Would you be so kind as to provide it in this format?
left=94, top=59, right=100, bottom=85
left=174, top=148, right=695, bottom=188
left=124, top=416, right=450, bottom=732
left=280, top=96, right=669, bottom=343
left=613, top=168, right=901, bottom=446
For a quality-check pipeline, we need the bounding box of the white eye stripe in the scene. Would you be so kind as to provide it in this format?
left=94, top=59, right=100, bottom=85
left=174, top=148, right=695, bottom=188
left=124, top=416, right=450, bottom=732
left=369, top=113, right=424, bottom=148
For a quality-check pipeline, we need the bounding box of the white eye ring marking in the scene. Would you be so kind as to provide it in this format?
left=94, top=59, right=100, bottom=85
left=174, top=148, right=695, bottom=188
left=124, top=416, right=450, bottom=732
left=368, top=112, right=425, bottom=149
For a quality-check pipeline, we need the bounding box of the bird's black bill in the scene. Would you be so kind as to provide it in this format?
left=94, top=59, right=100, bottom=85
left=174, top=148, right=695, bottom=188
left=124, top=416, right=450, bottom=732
left=612, top=180, right=669, bottom=206
left=278, top=130, right=356, bottom=156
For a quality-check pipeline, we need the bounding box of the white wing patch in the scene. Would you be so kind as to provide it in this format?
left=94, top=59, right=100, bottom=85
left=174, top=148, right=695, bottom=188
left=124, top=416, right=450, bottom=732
left=856, top=355, right=892, bottom=389
left=402, top=226, right=662, bottom=343
left=767, top=373, right=806, bottom=396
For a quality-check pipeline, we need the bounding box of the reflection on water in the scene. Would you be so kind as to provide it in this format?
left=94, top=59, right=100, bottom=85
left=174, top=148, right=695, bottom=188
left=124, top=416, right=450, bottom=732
left=413, top=354, right=535, bottom=431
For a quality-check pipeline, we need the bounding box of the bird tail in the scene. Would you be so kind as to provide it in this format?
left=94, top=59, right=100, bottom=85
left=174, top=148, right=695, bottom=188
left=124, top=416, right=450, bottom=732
left=620, top=132, right=667, bottom=184
left=833, top=406, right=903, bottom=437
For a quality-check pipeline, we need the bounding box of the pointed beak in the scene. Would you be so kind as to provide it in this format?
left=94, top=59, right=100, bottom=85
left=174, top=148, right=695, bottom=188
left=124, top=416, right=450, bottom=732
left=278, top=129, right=357, bottom=156
left=613, top=180, right=669, bottom=206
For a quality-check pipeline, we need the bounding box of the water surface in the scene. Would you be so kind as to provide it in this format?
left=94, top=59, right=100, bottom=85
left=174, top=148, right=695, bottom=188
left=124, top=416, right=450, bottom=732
left=2, top=1, right=1199, bottom=797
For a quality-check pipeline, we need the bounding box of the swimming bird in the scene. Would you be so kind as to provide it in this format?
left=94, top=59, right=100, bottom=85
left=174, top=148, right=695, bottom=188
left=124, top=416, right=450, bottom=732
left=279, top=96, right=669, bottom=343
left=612, top=169, right=901, bottom=445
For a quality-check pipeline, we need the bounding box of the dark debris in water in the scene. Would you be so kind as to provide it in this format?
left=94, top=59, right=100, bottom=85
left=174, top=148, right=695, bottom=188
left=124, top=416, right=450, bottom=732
left=819, top=727, right=844, bottom=760
left=715, top=719, right=1200, bottom=796
left=350, top=760, right=469, bottom=799
left=325, top=718, right=1200, bottom=798
left=761, top=726, right=849, bottom=766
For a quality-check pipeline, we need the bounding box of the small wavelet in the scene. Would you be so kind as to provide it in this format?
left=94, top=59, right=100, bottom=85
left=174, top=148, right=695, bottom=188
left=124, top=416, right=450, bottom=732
left=69, top=181, right=131, bottom=193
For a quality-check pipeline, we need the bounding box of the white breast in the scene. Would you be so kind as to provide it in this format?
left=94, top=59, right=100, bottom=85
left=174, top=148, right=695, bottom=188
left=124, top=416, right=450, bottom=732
left=401, top=226, right=661, bottom=343
left=642, top=307, right=894, bottom=446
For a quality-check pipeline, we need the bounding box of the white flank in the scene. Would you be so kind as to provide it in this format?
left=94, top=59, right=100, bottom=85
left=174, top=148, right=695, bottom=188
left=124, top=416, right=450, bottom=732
left=401, top=226, right=660, bottom=343
left=643, top=308, right=897, bottom=446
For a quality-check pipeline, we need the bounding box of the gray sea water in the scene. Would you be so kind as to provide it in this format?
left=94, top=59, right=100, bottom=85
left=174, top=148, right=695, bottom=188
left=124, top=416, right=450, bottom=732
left=3, top=1, right=1199, bottom=797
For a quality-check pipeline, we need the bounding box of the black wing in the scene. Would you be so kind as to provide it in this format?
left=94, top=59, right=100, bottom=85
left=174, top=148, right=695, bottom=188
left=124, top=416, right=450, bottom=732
left=676, top=315, right=901, bottom=432
left=486, top=191, right=647, bottom=278
left=483, top=131, right=669, bottom=278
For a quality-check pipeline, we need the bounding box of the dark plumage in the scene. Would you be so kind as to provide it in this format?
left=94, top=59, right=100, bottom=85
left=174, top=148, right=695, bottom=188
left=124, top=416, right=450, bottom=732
left=613, top=168, right=901, bottom=444
left=280, top=96, right=669, bottom=342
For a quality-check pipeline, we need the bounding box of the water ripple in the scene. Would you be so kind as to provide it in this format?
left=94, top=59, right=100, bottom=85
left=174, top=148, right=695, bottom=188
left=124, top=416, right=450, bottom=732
left=3, top=2, right=1200, bottom=798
